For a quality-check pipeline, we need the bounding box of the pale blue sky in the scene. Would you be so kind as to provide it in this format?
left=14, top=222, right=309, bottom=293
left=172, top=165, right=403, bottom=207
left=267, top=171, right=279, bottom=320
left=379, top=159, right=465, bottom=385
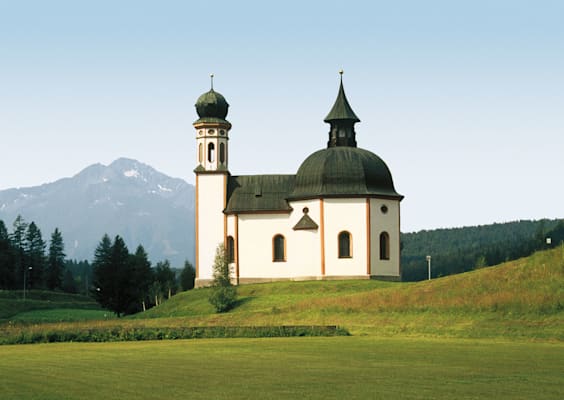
left=1, top=0, right=562, bottom=231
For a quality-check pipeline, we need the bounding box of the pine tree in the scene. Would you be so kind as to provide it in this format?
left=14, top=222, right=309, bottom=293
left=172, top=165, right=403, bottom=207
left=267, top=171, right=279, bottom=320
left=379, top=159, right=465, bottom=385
left=208, top=244, right=237, bottom=313
left=0, top=219, right=16, bottom=289
left=25, top=222, right=47, bottom=289
left=93, top=235, right=141, bottom=317
left=10, top=215, right=28, bottom=290
left=154, top=260, right=177, bottom=300
left=180, top=260, right=196, bottom=291
left=130, top=245, right=153, bottom=312
left=47, top=228, right=66, bottom=290
left=92, top=234, right=113, bottom=310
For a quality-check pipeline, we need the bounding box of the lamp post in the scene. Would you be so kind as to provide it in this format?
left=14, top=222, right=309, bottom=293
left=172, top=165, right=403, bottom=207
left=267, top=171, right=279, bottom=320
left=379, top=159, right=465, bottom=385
left=426, top=255, right=431, bottom=280
left=23, top=266, right=32, bottom=301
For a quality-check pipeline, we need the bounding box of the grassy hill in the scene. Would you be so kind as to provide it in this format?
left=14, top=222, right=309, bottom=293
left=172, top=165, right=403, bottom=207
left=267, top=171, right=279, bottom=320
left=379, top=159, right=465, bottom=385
left=0, top=290, right=106, bottom=323
left=126, top=246, right=562, bottom=339
left=1, top=247, right=562, bottom=342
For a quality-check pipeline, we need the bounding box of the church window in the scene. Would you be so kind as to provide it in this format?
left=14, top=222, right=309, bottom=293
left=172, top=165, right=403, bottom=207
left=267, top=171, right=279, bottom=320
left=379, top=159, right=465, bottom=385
left=273, top=234, right=286, bottom=262
left=226, top=236, right=235, bottom=263
left=219, top=143, right=225, bottom=164
left=208, top=143, right=215, bottom=163
left=198, top=143, right=203, bottom=163
left=338, top=231, right=352, bottom=258
left=380, top=205, right=388, bottom=214
left=380, top=232, right=390, bottom=260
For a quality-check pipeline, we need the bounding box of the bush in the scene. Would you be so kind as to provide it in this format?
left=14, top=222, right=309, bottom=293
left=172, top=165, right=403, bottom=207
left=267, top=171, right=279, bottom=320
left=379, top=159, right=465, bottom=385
left=208, top=244, right=237, bottom=313
left=209, top=286, right=237, bottom=313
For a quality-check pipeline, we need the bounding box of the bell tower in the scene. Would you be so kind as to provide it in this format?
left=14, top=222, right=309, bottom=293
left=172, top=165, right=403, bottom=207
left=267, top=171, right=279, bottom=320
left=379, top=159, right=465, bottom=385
left=194, top=75, right=231, bottom=286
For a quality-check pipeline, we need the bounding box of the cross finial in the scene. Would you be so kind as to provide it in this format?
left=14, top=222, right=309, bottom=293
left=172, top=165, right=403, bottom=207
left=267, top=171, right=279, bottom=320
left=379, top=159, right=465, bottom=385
left=210, top=73, right=214, bottom=90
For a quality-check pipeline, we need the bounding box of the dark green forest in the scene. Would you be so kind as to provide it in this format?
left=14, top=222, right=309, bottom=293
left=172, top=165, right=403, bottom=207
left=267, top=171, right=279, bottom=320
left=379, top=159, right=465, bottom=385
left=0, top=215, right=195, bottom=316
left=401, top=218, right=564, bottom=281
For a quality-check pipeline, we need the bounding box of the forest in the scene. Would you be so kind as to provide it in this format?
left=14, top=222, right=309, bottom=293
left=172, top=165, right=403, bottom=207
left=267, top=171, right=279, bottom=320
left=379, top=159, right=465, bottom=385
left=0, top=215, right=196, bottom=315
left=400, top=218, right=564, bottom=281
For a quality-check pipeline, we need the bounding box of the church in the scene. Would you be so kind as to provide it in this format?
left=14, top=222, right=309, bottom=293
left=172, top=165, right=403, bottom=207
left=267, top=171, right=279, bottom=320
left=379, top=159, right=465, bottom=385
left=194, top=74, right=403, bottom=287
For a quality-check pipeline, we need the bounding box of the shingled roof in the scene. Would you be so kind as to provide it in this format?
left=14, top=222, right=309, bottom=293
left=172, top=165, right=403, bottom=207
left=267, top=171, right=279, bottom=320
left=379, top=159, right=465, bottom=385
left=225, top=175, right=295, bottom=214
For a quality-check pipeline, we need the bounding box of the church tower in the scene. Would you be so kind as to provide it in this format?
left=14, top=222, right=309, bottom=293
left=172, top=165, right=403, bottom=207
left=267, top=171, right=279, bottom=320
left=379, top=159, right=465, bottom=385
left=194, top=76, right=231, bottom=285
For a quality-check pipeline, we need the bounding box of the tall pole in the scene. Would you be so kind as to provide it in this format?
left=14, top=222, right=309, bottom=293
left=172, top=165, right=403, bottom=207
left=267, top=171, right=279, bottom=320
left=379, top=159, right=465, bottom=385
left=426, top=255, right=431, bottom=280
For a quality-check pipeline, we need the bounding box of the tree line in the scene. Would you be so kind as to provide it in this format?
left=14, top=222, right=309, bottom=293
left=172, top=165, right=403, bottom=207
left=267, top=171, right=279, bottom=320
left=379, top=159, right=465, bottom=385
left=400, top=218, right=564, bottom=281
left=0, top=216, right=196, bottom=316
left=0, top=215, right=66, bottom=291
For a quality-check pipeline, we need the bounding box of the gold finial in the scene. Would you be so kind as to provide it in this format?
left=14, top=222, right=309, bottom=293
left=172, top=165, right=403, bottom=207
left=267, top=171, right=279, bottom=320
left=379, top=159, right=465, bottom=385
left=210, top=73, right=214, bottom=90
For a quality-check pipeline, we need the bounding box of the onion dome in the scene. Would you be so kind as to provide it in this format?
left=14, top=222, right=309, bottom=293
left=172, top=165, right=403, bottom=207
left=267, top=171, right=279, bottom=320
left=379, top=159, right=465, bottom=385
left=195, top=89, right=229, bottom=124
left=194, top=75, right=230, bottom=125
left=289, top=147, right=402, bottom=200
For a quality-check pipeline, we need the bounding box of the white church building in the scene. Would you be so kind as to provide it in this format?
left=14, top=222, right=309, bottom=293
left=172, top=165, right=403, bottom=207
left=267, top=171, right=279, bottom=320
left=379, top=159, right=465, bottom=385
left=194, top=75, right=403, bottom=287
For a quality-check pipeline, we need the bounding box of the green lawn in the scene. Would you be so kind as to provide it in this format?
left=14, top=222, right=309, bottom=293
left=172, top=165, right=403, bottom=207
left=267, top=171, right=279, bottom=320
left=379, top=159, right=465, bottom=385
left=1, top=337, right=562, bottom=400
left=9, top=308, right=114, bottom=323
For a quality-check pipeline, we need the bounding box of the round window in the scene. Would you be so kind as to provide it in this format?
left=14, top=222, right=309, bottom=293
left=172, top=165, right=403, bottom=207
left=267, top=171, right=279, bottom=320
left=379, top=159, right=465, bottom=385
left=380, top=205, right=388, bottom=214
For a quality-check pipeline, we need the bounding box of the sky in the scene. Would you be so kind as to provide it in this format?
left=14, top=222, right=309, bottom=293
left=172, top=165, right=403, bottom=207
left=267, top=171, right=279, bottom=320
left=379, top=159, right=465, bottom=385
left=0, top=0, right=562, bottom=232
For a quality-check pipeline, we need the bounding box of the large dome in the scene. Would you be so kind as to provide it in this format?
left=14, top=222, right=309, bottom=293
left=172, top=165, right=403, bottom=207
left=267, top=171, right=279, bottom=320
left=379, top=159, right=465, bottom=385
left=289, top=147, right=402, bottom=199
left=195, top=89, right=229, bottom=122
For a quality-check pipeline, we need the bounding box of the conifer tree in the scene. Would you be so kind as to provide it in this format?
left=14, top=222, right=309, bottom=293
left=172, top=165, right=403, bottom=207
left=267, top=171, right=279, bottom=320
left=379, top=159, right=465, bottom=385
left=92, top=234, right=113, bottom=309
left=130, top=245, right=153, bottom=312
left=10, top=215, right=28, bottom=290
left=25, top=222, right=46, bottom=289
left=47, top=228, right=66, bottom=290
left=208, top=244, right=237, bottom=313
left=180, top=260, right=196, bottom=291
left=0, top=219, right=16, bottom=289
left=154, top=260, right=177, bottom=300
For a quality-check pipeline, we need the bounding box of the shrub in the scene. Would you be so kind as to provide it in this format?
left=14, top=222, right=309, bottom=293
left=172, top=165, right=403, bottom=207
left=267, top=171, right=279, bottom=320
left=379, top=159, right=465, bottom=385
left=208, top=244, right=237, bottom=313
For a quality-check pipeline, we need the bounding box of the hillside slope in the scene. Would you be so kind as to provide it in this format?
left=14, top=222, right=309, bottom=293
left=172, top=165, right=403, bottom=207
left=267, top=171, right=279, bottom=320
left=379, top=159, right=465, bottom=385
left=134, top=247, right=563, bottom=339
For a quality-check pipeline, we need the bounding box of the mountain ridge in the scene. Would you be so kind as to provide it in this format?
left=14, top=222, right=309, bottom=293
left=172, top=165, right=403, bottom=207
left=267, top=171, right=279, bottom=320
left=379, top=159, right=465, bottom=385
left=0, top=158, right=194, bottom=267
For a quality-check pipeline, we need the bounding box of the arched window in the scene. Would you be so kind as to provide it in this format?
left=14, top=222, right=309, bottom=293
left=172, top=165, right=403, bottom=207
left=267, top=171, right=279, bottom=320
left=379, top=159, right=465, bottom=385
left=226, top=236, right=235, bottom=263
left=198, top=143, right=203, bottom=163
left=338, top=231, right=352, bottom=258
left=380, top=232, right=390, bottom=260
left=208, top=142, right=215, bottom=163
left=219, top=143, right=225, bottom=164
left=273, top=234, right=286, bottom=262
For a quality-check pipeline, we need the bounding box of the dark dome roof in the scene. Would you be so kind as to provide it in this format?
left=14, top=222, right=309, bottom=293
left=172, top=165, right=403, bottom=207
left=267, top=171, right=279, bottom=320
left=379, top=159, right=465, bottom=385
left=289, top=147, right=402, bottom=199
left=195, top=89, right=229, bottom=121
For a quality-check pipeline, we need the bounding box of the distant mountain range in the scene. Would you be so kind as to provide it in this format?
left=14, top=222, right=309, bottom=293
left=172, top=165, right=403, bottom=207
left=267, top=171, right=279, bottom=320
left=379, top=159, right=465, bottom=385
left=0, top=158, right=194, bottom=267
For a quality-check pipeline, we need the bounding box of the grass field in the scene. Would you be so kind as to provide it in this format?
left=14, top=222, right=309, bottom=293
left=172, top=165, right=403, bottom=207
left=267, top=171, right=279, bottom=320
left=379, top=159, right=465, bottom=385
left=0, top=248, right=562, bottom=398
left=1, top=337, right=562, bottom=400
left=1, top=247, right=562, bottom=342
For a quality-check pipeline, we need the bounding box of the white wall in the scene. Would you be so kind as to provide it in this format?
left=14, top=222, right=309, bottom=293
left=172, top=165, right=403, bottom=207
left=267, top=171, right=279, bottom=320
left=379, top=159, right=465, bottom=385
left=197, top=174, right=226, bottom=280
left=369, top=199, right=400, bottom=277
left=323, top=198, right=368, bottom=277
left=235, top=199, right=322, bottom=279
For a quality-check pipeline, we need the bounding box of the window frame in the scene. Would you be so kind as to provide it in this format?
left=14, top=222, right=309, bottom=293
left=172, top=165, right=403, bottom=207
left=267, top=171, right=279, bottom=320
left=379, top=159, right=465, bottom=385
left=338, top=230, right=352, bottom=259
left=379, top=231, right=390, bottom=260
left=272, top=234, right=286, bottom=262
left=226, top=236, right=235, bottom=264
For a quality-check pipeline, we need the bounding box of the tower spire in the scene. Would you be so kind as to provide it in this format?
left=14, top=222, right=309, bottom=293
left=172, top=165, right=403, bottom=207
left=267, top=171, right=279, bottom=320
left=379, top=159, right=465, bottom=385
left=210, top=73, right=214, bottom=90
left=324, top=71, right=360, bottom=148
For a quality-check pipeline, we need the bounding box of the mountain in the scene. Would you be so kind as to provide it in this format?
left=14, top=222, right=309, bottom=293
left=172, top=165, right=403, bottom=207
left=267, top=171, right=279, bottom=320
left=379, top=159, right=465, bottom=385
left=0, top=158, right=194, bottom=267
